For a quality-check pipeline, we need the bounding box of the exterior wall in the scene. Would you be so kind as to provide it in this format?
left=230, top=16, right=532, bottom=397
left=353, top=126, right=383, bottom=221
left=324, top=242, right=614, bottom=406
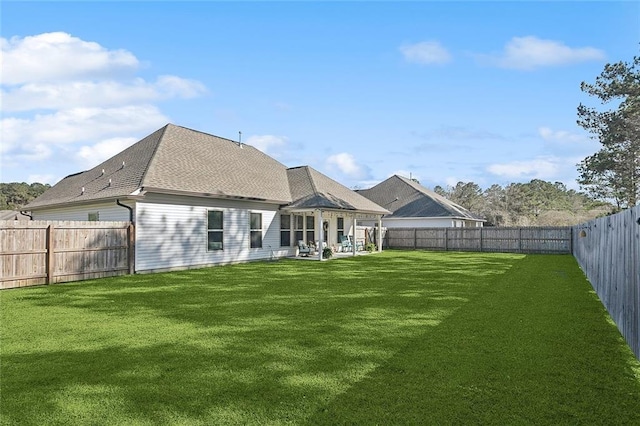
left=360, top=217, right=484, bottom=228
left=135, top=193, right=295, bottom=272
left=31, top=201, right=134, bottom=222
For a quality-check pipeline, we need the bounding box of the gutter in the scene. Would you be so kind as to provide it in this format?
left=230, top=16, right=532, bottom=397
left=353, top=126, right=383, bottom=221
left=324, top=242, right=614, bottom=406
left=116, top=199, right=134, bottom=222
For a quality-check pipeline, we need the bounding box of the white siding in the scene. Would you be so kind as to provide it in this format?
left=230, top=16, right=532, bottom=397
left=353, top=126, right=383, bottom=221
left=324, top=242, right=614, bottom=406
left=135, top=193, right=295, bottom=272
left=31, top=201, right=133, bottom=222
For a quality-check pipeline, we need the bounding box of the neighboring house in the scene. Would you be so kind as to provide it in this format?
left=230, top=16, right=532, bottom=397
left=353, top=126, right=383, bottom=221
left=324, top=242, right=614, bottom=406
left=0, top=211, right=31, bottom=220
left=26, top=124, right=388, bottom=272
left=357, top=175, right=485, bottom=228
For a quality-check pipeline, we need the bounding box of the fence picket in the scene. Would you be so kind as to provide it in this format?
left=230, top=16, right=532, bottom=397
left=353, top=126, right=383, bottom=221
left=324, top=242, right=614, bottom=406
left=572, top=205, right=639, bottom=360
left=384, top=226, right=572, bottom=254
left=0, top=220, right=132, bottom=289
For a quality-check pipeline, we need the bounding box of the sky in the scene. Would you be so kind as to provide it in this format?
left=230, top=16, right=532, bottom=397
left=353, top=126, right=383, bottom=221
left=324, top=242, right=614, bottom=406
left=1, top=1, right=639, bottom=193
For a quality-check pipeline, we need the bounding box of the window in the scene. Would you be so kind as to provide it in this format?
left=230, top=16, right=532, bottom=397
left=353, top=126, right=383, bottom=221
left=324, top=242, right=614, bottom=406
left=306, top=215, right=315, bottom=244
left=207, top=210, right=223, bottom=251
left=337, top=217, right=344, bottom=243
left=250, top=212, right=262, bottom=248
left=88, top=212, right=99, bottom=221
left=280, top=214, right=291, bottom=247
left=294, top=215, right=304, bottom=243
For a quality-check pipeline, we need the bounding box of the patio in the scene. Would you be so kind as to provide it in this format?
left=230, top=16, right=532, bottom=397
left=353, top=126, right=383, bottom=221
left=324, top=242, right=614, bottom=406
left=291, top=249, right=373, bottom=261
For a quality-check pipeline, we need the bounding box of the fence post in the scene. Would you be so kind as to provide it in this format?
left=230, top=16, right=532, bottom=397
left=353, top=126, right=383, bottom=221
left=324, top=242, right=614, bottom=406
left=480, top=227, right=483, bottom=252
left=569, top=226, right=573, bottom=255
left=518, top=227, right=522, bottom=253
left=445, top=228, right=449, bottom=251
left=46, top=224, right=54, bottom=284
left=414, top=228, right=417, bottom=249
left=127, top=223, right=135, bottom=275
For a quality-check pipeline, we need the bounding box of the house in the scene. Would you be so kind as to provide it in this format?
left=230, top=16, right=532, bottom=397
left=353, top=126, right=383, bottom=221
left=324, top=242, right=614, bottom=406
left=357, top=175, right=485, bottom=228
left=0, top=211, right=31, bottom=220
left=26, top=124, right=389, bottom=272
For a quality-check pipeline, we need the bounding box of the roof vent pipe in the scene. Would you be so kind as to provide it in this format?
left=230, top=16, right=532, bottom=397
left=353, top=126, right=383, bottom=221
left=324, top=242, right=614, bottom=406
left=122, top=161, right=125, bottom=169
left=108, top=179, right=112, bottom=187
left=81, top=187, right=85, bottom=195
left=238, top=131, right=242, bottom=147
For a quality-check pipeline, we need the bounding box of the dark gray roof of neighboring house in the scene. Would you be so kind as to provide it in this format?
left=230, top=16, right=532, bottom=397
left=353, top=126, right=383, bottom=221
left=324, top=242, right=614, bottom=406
left=358, top=175, right=484, bottom=221
left=286, top=166, right=389, bottom=214
left=27, top=124, right=294, bottom=209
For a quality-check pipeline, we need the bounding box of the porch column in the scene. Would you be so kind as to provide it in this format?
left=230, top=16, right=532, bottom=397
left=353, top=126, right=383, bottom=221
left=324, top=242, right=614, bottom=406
left=352, top=214, right=357, bottom=256
left=316, top=209, right=323, bottom=260
left=377, top=216, right=383, bottom=252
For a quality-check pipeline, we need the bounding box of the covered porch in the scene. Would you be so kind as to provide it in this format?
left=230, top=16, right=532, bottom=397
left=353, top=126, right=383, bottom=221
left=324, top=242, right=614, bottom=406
left=282, top=166, right=390, bottom=261
left=281, top=208, right=385, bottom=261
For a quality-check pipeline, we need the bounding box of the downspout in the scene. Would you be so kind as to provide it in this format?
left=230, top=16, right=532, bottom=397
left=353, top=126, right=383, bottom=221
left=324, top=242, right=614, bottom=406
left=116, top=199, right=134, bottom=222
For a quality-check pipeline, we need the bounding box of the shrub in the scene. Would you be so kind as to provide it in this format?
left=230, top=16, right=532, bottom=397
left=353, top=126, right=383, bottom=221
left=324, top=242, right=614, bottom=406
left=323, top=247, right=333, bottom=258
left=365, top=243, right=376, bottom=252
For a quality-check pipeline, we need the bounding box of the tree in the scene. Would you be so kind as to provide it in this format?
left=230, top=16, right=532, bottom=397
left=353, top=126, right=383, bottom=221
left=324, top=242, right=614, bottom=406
left=0, top=182, right=51, bottom=210
left=577, top=55, right=640, bottom=209
left=447, top=182, right=483, bottom=212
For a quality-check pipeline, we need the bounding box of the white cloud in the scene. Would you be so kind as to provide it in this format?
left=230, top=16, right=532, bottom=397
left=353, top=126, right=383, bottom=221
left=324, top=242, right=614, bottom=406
left=327, top=152, right=369, bottom=179
left=155, top=75, right=207, bottom=99
left=76, top=137, right=138, bottom=168
left=479, top=36, right=605, bottom=70
left=400, top=41, right=452, bottom=65
left=444, top=177, right=460, bottom=187
left=2, top=76, right=207, bottom=112
left=538, top=127, right=584, bottom=144
left=27, top=174, right=58, bottom=185
left=245, top=135, right=288, bottom=154
left=1, top=32, right=139, bottom=85
left=1, top=32, right=208, bottom=183
left=1, top=105, right=168, bottom=158
left=487, top=158, right=561, bottom=179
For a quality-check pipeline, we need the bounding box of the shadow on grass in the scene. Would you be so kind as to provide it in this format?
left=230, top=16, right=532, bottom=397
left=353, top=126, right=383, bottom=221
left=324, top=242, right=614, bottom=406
left=308, top=254, right=640, bottom=425
left=6, top=251, right=594, bottom=424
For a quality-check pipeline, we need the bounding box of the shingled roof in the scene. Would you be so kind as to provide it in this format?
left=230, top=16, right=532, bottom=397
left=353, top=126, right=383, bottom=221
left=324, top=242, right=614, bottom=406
left=358, top=175, right=484, bottom=220
left=27, top=124, right=294, bottom=209
left=27, top=124, right=388, bottom=216
left=286, top=166, right=389, bottom=214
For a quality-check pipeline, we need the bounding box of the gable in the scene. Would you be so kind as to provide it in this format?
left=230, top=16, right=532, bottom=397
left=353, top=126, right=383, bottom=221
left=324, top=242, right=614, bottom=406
left=286, top=166, right=388, bottom=214
left=359, top=175, right=483, bottom=221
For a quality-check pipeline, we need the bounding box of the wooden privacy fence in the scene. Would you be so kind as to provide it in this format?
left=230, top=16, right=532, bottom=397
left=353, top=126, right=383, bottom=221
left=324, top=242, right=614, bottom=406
left=572, top=206, right=640, bottom=360
left=384, top=226, right=572, bottom=254
left=0, top=220, right=134, bottom=289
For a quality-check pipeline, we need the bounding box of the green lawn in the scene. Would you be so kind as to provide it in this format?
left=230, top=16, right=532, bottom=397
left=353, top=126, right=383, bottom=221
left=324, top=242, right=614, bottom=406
left=1, top=251, right=639, bottom=425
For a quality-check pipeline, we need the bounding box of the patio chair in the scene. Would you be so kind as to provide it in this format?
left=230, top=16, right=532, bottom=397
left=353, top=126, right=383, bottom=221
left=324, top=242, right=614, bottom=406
left=340, top=236, right=353, bottom=251
left=298, top=240, right=312, bottom=257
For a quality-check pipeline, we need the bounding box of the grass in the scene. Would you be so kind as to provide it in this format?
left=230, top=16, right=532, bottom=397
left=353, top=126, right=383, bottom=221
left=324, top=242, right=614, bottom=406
left=1, top=251, right=639, bottom=425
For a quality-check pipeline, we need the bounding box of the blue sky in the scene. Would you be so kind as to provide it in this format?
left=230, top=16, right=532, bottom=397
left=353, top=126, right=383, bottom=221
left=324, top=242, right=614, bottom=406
left=1, top=1, right=638, bottom=192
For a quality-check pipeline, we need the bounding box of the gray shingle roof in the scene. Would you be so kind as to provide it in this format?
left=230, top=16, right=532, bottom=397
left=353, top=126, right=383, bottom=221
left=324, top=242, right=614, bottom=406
left=26, top=124, right=387, bottom=216
left=286, top=166, right=389, bottom=214
left=27, top=124, right=293, bottom=209
left=358, top=175, right=484, bottom=220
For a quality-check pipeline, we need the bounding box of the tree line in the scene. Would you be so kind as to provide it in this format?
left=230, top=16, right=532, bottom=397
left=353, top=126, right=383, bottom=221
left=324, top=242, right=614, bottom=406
left=434, top=179, right=610, bottom=227
left=0, top=182, right=51, bottom=211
